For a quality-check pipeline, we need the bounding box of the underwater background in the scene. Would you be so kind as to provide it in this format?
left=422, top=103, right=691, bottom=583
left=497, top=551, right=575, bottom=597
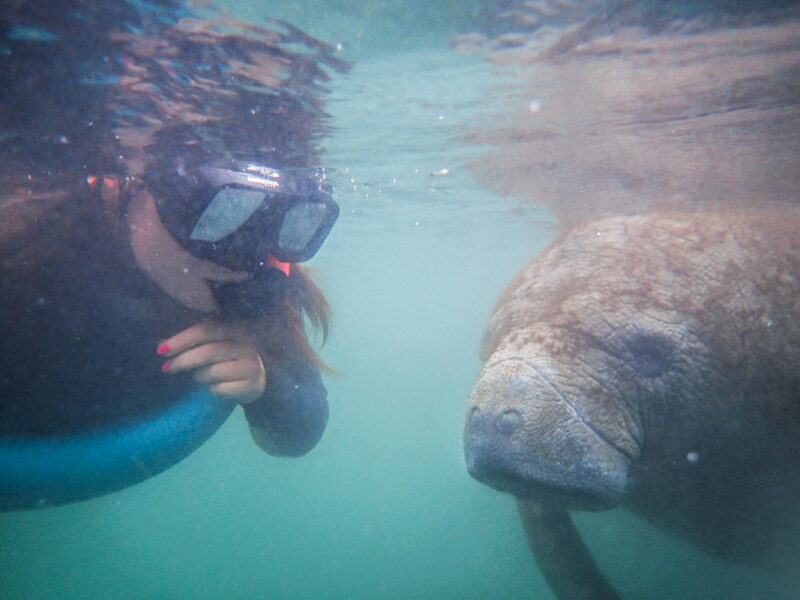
left=1, top=1, right=797, bottom=598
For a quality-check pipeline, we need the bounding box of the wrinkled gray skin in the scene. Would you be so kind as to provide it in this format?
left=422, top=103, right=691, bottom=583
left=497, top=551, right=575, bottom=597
left=464, top=209, right=800, bottom=599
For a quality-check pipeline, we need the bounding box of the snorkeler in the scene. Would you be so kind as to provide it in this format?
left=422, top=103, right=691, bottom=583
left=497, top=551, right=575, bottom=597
left=0, top=0, right=346, bottom=510
left=0, top=156, right=339, bottom=510
left=125, top=159, right=339, bottom=454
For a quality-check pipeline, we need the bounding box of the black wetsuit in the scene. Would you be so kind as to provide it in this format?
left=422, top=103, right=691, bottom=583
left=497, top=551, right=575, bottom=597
left=0, top=190, right=328, bottom=457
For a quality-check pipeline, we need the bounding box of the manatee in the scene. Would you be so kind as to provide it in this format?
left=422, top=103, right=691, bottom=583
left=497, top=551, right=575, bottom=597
left=464, top=208, right=800, bottom=599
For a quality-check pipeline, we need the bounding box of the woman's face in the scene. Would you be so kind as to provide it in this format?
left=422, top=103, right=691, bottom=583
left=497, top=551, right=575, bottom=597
left=128, top=188, right=249, bottom=314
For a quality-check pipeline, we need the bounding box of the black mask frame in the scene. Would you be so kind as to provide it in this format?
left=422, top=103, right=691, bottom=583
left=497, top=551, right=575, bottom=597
left=155, top=162, right=339, bottom=271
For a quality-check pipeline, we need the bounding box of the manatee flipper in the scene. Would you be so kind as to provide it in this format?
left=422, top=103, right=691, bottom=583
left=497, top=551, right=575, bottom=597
left=517, top=498, right=622, bottom=600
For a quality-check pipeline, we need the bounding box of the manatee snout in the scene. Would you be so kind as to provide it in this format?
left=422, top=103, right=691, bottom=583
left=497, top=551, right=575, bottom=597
left=464, top=357, right=631, bottom=510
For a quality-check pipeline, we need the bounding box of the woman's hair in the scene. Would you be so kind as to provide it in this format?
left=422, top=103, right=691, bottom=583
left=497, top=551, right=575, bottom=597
left=288, top=266, right=333, bottom=369
left=1, top=1, right=347, bottom=196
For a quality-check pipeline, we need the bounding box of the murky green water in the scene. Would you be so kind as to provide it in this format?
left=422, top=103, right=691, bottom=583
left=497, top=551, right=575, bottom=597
left=1, top=2, right=797, bottom=599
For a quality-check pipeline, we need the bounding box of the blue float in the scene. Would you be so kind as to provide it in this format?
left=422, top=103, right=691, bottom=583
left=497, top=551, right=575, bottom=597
left=0, top=388, right=235, bottom=511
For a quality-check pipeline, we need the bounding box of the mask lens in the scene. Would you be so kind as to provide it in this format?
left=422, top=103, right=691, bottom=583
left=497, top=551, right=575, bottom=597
left=278, top=202, right=329, bottom=255
left=190, top=187, right=266, bottom=242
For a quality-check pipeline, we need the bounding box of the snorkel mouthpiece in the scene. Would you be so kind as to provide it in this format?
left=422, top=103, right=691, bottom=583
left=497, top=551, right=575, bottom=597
left=268, top=253, right=292, bottom=277
left=213, top=260, right=291, bottom=318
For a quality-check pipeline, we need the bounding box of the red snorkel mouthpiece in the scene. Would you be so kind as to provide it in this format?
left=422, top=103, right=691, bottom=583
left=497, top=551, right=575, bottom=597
left=268, top=254, right=291, bottom=277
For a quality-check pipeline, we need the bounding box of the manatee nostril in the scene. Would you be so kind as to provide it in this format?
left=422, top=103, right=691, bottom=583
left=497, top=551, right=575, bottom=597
left=496, top=409, right=521, bottom=434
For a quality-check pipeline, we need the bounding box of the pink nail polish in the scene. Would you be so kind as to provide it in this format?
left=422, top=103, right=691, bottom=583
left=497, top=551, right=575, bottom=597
left=157, top=343, right=171, bottom=355
left=161, top=362, right=172, bottom=373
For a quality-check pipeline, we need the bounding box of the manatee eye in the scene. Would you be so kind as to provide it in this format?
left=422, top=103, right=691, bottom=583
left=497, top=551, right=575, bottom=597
left=624, top=332, right=675, bottom=378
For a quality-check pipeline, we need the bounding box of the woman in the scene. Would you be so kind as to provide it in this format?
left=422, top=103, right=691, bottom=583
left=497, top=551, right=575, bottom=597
left=0, top=0, right=344, bottom=509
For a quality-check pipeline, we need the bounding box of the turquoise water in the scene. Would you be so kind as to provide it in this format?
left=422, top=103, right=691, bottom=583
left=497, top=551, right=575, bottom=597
left=0, top=3, right=796, bottom=599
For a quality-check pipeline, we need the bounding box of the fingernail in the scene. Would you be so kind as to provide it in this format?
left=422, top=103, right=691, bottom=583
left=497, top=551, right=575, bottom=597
left=161, top=361, right=172, bottom=373
left=157, top=343, right=171, bottom=355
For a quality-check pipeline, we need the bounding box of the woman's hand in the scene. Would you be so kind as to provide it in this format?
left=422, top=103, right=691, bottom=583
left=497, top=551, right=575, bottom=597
left=157, top=321, right=267, bottom=404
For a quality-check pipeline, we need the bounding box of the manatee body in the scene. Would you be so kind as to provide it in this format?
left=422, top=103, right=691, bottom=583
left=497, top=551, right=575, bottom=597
left=464, top=208, right=800, bottom=598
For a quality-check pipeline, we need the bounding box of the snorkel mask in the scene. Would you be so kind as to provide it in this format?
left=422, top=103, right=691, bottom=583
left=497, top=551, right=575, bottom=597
left=149, top=160, right=339, bottom=318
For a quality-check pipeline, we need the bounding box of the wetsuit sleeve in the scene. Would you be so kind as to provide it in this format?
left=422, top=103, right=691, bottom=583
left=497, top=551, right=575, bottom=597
left=242, top=355, right=329, bottom=457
